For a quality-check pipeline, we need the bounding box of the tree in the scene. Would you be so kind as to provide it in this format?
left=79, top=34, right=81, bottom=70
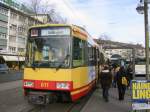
left=26, top=0, right=67, bottom=24
left=30, top=0, right=41, bottom=14
left=98, top=33, right=111, bottom=40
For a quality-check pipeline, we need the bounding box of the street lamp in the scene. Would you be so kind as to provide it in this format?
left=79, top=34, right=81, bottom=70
left=136, top=0, right=150, bottom=80
left=136, top=3, right=144, bottom=14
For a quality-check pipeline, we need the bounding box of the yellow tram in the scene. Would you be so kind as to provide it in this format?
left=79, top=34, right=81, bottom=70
left=23, top=24, right=104, bottom=104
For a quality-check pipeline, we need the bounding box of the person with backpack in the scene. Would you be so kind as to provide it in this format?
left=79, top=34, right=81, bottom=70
left=100, top=65, right=112, bottom=102
left=115, top=66, right=128, bottom=101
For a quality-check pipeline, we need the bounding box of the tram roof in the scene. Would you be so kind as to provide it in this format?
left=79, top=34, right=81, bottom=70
left=30, top=24, right=88, bottom=34
left=29, top=24, right=87, bottom=30
left=30, top=24, right=71, bottom=29
left=30, top=24, right=100, bottom=48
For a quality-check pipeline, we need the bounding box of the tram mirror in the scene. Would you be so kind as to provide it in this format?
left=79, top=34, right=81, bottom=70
left=35, top=39, right=44, bottom=51
left=31, top=63, right=36, bottom=70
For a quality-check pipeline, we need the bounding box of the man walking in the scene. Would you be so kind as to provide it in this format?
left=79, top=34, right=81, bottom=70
left=115, top=66, right=128, bottom=100
left=100, top=66, right=112, bottom=102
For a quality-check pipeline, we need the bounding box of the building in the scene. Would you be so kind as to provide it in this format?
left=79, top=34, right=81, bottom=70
left=96, top=39, right=145, bottom=61
left=31, top=14, right=52, bottom=24
left=0, top=0, right=51, bottom=69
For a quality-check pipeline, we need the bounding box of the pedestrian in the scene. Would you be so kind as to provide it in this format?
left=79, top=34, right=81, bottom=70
left=100, top=65, right=112, bottom=102
left=112, top=64, right=120, bottom=88
left=115, top=66, right=128, bottom=101
left=127, top=63, right=133, bottom=87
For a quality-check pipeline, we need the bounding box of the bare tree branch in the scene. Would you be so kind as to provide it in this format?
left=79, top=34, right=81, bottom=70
left=99, top=33, right=111, bottom=40
left=27, top=0, right=68, bottom=24
left=30, top=0, right=41, bottom=14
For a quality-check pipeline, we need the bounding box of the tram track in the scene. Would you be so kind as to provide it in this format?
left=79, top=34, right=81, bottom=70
left=21, top=89, right=95, bottom=112
left=65, top=91, right=93, bottom=112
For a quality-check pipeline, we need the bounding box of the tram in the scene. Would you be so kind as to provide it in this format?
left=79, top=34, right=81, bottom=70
left=23, top=24, right=104, bottom=104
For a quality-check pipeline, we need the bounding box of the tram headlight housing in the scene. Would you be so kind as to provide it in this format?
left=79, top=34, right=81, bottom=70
left=56, top=82, right=70, bottom=89
left=24, top=81, right=34, bottom=87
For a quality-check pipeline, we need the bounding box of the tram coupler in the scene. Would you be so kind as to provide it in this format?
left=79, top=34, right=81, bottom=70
left=28, top=92, right=51, bottom=105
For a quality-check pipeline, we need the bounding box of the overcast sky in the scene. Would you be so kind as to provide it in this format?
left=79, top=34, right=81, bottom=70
left=18, top=0, right=147, bottom=45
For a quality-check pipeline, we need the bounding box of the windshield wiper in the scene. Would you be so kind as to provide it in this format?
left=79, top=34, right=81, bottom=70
left=31, top=61, right=40, bottom=70
left=56, top=55, right=70, bottom=71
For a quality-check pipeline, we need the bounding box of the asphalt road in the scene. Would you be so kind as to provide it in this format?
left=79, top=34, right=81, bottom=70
left=0, top=81, right=34, bottom=112
left=0, top=80, right=92, bottom=112
left=0, top=70, right=146, bottom=112
left=0, top=71, right=34, bottom=112
left=0, top=71, right=92, bottom=112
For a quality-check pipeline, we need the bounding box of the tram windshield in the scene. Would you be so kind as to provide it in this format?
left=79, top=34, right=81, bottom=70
left=26, top=29, right=71, bottom=68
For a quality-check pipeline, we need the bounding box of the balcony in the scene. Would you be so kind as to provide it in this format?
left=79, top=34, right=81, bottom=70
left=0, top=14, right=8, bottom=22
left=9, top=42, right=16, bottom=47
left=18, top=31, right=27, bottom=36
left=17, top=43, right=25, bottom=48
left=0, top=39, right=7, bottom=46
left=10, top=19, right=18, bottom=25
left=0, top=26, right=7, bottom=33
left=9, top=30, right=17, bottom=36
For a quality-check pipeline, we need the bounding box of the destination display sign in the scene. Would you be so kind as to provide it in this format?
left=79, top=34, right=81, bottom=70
left=41, top=27, right=70, bottom=36
left=132, top=80, right=150, bottom=110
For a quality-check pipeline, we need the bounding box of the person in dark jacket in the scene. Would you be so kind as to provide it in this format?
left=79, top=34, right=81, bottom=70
left=100, top=66, right=112, bottom=102
left=115, top=66, right=128, bottom=100
left=126, top=64, right=133, bottom=87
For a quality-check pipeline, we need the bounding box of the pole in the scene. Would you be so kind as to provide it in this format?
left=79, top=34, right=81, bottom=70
left=132, top=48, right=135, bottom=79
left=144, top=1, right=150, bottom=80
left=144, top=1, right=150, bottom=112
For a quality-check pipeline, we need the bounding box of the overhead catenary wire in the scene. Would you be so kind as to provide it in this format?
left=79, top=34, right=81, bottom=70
left=61, top=0, right=85, bottom=26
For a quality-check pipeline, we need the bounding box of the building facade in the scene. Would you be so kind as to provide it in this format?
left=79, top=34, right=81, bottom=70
left=0, top=1, right=44, bottom=55
left=0, top=0, right=46, bottom=68
left=96, top=39, right=145, bottom=61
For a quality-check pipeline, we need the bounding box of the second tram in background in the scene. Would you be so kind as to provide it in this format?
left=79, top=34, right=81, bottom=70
left=23, top=24, right=105, bottom=104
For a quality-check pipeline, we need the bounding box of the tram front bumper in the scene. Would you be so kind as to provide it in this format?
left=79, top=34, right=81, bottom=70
left=28, top=92, right=50, bottom=105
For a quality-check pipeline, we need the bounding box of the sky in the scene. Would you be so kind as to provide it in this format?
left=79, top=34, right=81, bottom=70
left=18, top=0, right=146, bottom=45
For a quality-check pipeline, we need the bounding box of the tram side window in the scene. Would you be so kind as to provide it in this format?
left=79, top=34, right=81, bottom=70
left=88, top=47, right=95, bottom=66
left=88, top=47, right=92, bottom=65
left=73, top=37, right=86, bottom=67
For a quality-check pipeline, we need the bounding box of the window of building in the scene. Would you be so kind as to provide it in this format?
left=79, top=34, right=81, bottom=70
left=9, top=36, right=16, bottom=42
left=28, top=19, right=34, bottom=26
left=0, top=21, right=7, bottom=27
left=19, top=15, right=26, bottom=22
left=73, top=37, right=87, bottom=67
left=9, top=47, right=16, bottom=52
left=0, top=7, right=8, bottom=16
left=18, top=26, right=25, bottom=33
left=10, top=24, right=17, bottom=31
left=0, top=33, right=6, bottom=39
left=0, top=39, right=7, bottom=46
left=18, top=48, right=25, bottom=52
left=10, top=12, right=17, bottom=19
left=18, top=37, right=25, bottom=44
left=0, top=45, right=6, bottom=50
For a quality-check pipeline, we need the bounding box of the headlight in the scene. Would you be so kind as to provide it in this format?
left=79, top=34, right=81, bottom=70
left=56, top=82, right=70, bottom=89
left=24, top=81, right=34, bottom=87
